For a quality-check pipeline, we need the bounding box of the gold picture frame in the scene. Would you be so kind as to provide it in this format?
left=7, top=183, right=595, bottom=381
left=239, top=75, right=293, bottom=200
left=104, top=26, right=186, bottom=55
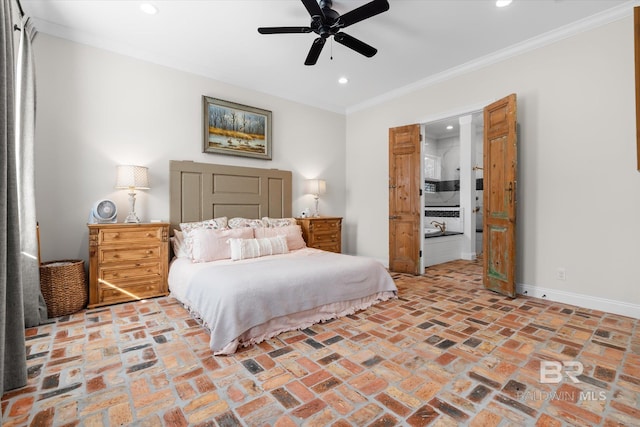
left=202, top=96, right=272, bottom=160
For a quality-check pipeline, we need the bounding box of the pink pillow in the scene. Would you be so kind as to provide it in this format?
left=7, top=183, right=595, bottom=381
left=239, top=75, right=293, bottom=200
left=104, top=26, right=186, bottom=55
left=254, top=225, right=306, bottom=250
left=190, top=227, right=254, bottom=262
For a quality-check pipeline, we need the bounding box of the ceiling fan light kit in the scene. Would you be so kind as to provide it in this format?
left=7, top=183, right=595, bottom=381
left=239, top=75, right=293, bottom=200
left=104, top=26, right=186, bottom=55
left=258, top=0, right=390, bottom=66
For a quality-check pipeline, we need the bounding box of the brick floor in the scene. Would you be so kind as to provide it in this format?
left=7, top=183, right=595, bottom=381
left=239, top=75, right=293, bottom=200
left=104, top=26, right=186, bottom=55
left=2, top=259, right=639, bottom=426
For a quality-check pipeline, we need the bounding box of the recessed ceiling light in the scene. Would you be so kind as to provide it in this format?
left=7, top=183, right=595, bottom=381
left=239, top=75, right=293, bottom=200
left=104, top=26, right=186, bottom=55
left=496, top=0, right=512, bottom=7
left=140, top=3, right=158, bottom=15
left=446, top=125, right=453, bottom=130
left=338, top=77, right=349, bottom=84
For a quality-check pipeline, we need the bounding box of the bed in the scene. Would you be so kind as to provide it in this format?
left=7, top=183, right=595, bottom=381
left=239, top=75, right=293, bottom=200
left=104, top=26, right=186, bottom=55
left=168, top=161, right=397, bottom=355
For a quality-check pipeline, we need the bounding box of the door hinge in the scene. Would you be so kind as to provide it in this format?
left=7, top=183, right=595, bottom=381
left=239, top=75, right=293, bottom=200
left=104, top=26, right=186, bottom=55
left=419, top=250, right=422, bottom=257
left=420, top=188, right=423, bottom=196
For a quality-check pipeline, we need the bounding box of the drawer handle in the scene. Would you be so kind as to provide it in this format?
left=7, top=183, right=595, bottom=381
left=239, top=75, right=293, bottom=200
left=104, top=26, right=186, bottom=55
left=113, top=233, right=119, bottom=239
left=146, top=233, right=152, bottom=237
left=146, top=250, right=153, bottom=254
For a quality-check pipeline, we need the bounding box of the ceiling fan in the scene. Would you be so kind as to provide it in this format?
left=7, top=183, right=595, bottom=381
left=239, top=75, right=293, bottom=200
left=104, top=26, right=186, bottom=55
left=257, top=0, right=390, bottom=66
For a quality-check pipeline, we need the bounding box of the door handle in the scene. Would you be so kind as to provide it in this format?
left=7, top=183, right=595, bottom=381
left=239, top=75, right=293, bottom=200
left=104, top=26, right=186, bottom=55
left=389, top=215, right=399, bottom=220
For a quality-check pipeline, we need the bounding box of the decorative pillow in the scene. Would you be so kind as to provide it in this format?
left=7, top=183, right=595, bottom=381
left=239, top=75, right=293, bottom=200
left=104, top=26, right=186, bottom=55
left=228, top=217, right=266, bottom=229
left=179, top=217, right=228, bottom=258
left=254, top=225, right=306, bottom=250
left=262, top=217, right=298, bottom=227
left=229, top=236, right=288, bottom=261
left=190, top=227, right=254, bottom=263
left=179, top=217, right=228, bottom=233
left=171, top=229, right=189, bottom=258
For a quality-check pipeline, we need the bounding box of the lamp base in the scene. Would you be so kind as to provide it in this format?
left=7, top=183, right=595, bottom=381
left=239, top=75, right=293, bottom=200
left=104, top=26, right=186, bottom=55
left=313, top=195, right=320, bottom=217
left=124, top=191, right=140, bottom=223
left=124, top=212, right=141, bottom=223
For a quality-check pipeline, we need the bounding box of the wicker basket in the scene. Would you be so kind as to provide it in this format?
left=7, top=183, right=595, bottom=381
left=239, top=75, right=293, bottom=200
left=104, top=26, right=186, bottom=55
left=39, top=259, right=87, bottom=317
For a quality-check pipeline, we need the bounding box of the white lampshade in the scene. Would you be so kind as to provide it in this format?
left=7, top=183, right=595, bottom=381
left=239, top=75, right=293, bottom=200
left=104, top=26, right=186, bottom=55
left=304, top=179, right=326, bottom=196
left=115, top=165, right=150, bottom=190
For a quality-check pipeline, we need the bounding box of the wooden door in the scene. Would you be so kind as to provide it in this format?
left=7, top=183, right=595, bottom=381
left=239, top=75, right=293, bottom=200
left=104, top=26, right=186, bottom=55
left=389, top=124, right=421, bottom=274
left=483, top=94, right=517, bottom=297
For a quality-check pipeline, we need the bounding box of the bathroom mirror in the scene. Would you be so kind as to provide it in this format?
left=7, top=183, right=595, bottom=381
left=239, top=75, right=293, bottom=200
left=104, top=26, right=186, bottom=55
left=424, top=154, right=441, bottom=181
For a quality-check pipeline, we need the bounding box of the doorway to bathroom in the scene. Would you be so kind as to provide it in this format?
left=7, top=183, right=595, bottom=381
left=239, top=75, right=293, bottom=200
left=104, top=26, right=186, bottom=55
left=388, top=94, right=518, bottom=298
left=421, top=111, right=484, bottom=272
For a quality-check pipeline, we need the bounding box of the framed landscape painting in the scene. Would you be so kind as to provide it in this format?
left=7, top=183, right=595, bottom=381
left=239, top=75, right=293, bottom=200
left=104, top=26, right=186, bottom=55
left=202, top=96, right=272, bottom=160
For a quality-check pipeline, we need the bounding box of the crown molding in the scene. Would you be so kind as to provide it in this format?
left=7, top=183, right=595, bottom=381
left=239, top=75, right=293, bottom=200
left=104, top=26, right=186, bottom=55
left=346, top=1, right=639, bottom=115
left=31, top=1, right=640, bottom=117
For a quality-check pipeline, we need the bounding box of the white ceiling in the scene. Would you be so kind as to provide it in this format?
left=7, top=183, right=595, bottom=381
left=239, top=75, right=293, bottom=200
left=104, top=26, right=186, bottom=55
left=21, top=0, right=634, bottom=113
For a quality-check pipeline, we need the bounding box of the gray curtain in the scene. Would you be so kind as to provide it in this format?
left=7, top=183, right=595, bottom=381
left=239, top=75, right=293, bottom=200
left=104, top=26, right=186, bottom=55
left=1, top=0, right=45, bottom=393
left=1, top=0, right=27, bottom=393
left=16, top=16, right=46, bottom=328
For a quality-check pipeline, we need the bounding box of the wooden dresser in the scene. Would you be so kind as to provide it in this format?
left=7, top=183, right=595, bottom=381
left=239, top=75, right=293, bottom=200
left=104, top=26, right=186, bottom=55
left=296, top=216, right=342, bottom=253
left=87, top=223, right=169, bottom=308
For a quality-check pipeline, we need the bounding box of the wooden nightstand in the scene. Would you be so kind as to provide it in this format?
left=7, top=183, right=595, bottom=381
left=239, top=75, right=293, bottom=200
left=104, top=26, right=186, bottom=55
left=87, top=223, right=169, bottom=308
left=296, top=216, right=342, bottom=253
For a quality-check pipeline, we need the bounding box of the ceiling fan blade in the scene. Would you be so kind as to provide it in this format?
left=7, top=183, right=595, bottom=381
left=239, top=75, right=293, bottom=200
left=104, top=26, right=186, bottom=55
left=334, top=32, right=377, bottom=57
left=258, top=26, right=312, bottom=34
left=305, top=37, right=326, bottom=65
left=338, top=0, right=389, bottom=28
left=301, top=0, right=325, bottom=19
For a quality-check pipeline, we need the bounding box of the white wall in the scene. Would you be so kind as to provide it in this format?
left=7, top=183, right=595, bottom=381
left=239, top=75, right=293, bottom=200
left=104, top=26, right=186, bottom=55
left=32, top=18, right=640, bottom=316
left=34, top=35, right=346, bottom=263
left=346, top=17, right=640, bottom=312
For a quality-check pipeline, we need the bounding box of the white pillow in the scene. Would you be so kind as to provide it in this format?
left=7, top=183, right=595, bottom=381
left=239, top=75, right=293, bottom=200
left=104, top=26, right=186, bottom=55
left=171, top=229, right=189, bottom=258
left=254, top=225, right=306, bottom=250
left=190, top=227, right=254, bottom=263
left=229, top=236, right=289, bottom=261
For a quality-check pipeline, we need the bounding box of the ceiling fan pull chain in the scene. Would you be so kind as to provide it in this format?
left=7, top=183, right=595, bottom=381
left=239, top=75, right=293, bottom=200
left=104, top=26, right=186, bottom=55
left=330, top=37, right=333, bottom=60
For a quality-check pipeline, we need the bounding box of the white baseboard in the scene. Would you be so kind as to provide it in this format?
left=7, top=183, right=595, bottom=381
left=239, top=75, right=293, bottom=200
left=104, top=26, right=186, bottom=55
left=517, top=283, right=640, bottom=319
left=461, top=252, right=476, bottom=260
left=373, top=258, right=639, bottom=318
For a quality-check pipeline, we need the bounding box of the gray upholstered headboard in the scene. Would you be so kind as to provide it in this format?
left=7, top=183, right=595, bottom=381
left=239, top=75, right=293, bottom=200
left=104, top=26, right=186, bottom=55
left=169, top=160, right=292, bottom=232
